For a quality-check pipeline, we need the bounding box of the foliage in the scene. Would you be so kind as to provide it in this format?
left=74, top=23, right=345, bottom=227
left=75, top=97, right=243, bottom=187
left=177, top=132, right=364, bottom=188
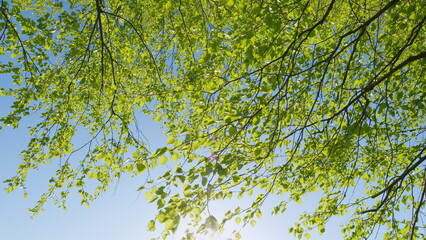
left=1, top=0, right=425, bottom=239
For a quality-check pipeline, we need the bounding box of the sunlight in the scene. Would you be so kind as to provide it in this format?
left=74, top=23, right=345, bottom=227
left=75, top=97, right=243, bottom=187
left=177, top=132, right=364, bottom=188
left=192, top=231, right=235, bottom=240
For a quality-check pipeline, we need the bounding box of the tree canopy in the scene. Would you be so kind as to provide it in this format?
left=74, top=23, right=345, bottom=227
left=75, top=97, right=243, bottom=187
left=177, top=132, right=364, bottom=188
left=1, top=0, right=425, bottom=239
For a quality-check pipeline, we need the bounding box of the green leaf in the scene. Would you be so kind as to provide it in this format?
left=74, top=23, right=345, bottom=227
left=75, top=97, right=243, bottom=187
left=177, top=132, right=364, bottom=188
left=164, top=218, right=174, bottom=231
left=254, top=148, right=261, bottom=157
left=201, top=177, right=207, bottom=186
left=170, top=152, right=180, bottom=162
left=229, top=126, right=237, bottom=136
left=227, top=0, right=235, bottom=7
left=154, top=147, right=168, bottom=157
left=144, top=191, right=152, bottom=200
left=255, top=209, right=262, bottom=219
left=318, top=226, right=325, bottom=235
left=136, top=163, right=146, bottom=173
left=147, top=220, right=156, bottom=231
left=167, top=136, right=175, bottom=144
left=158, top=156, right=168, bottom=165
